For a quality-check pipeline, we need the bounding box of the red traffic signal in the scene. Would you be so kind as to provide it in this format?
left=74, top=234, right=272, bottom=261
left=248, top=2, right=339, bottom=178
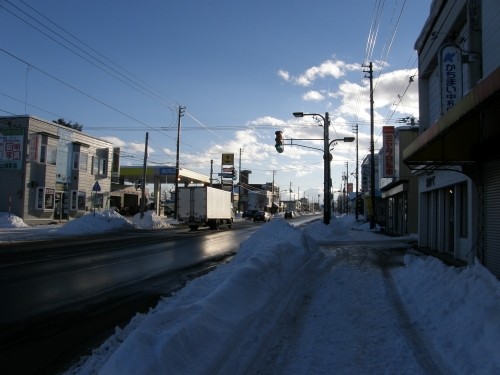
left=275, top=131, right=284, bottom=153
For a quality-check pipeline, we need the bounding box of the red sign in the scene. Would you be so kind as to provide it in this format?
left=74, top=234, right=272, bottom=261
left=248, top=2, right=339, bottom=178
left=383, top=126, right=395, bottom=177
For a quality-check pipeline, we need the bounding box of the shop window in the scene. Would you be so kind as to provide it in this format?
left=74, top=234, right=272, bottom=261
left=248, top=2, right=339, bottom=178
left=35, top=187, right=55, bottom=210
left=71, top=190, right=87, bottom=210
left=78, top=191, right=86, bottom=210
left=93, top=193, right=104, bottom=208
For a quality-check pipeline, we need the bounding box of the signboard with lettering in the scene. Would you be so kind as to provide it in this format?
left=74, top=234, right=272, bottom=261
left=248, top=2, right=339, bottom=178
left=160, top=167, right=176, bottom=175
left=382, top=126, right=395, bottom=178
left=440, top=43, right=463, bottom=114
left=221, top=153, right=234, bottom=166
left=0, top=128, right=24, bottom=170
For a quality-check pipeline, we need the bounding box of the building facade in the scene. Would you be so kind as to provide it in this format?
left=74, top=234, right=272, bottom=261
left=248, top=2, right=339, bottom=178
left=361, top=153, right=383, bottom=223
left=380, top=126, right=419, bottom=236
left=0, top=116, right=119, bottom=225
left=404, top=0, right=500, bottom=276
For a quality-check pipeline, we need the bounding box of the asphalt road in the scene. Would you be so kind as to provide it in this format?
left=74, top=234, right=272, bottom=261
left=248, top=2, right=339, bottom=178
left=0, top=221, right=260, bottom=375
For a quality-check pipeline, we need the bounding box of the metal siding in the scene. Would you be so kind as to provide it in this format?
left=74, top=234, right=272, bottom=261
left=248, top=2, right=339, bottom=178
left=484, top=160, right=500, bottom=278
left=428, top=66, right=441, bottom=125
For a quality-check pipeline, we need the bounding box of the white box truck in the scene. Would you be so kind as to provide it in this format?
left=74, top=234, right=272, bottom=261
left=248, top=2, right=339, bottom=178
left=178, top=186, right=234, bottom=230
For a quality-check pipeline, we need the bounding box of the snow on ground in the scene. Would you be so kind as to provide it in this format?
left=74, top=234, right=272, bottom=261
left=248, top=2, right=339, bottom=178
left=0, top=210, right=166, bottom=241
left=1, top=211, right=499, bottom=374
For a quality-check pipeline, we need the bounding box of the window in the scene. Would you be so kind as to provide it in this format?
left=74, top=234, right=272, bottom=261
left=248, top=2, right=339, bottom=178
left=80, top=152, right=88, bottom=171
left=71, top=190, right=77, bottom=210
left=36, top=187, right=55, bottom=210
left=46, top=145, right=57, bottom=165
left=93, top=193, right=104, bottom=208
left=78, top=191, right=86, bottom=210
left=30, top=134, right=57, bottom=165
left=92, top=155, right=108, bottom=176
left=39, top=144, right=46, bottom=163
left=72, top=152, right=79, bottom=170
left=71, top=190, right=86, bottom=210
left=73, top=152, right=88, bottom=171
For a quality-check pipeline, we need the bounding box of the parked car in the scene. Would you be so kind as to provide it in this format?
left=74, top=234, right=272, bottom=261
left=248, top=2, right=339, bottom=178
left=284, top=210, right=294, bottom=219
left=243, top=209, right=258, bottom=219
left=253, top=211, right=271, bottom=222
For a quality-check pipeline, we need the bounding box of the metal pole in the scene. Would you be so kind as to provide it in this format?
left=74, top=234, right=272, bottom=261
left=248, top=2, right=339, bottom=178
left=324, top=112, right=331, bottom=224
left=345, top=161, right=349, bottom=214
left=174, top=105, right=185, bottom=220
left=140, top=132, right=148, bottom=219
left=355, top=124, right=359, bottom=220
left=369, top=62, right=376, bottom=229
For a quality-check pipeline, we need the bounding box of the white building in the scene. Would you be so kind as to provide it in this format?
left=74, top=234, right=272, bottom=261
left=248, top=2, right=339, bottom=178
left=404, top=0, right=500, bottom=277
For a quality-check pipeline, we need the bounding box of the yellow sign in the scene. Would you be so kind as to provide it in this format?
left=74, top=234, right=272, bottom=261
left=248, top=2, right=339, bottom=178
left=221, top=153, right=234, bottom=165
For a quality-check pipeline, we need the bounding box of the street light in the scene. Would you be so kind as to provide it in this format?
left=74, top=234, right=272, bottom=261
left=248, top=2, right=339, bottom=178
left=293, top=112, right=355, bottom=225
left=293, top=111, right=331, bottom=224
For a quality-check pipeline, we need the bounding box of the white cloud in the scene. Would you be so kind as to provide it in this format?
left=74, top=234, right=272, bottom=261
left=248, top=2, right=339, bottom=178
left=302, top=90, right=324, bottom=101
left=247, top=116, right=287, bottom=127
left=129, top=142, right=154, bottom=154
left=280, top=59, right=360, bottom=87
left=99, top=136, right=126, bottom=147
left=277, top=70, right=290, bottom=81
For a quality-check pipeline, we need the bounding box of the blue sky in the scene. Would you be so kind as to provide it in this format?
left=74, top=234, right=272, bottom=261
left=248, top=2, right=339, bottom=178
left=1, top=0, right=431, bottom=201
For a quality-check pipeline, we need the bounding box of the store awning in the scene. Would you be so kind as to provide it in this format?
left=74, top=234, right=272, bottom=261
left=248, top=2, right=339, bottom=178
left=404, top=67, right=500, bottom=167
left=119, top=165, right=210, bottom=185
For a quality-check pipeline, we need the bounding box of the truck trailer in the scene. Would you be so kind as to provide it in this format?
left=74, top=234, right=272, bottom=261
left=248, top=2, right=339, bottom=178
left=178, top=186, right=233, bottom=230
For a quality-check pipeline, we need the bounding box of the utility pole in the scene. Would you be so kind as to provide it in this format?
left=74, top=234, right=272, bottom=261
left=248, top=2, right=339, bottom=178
left=345, top=161, right=349, bottom=214
left=140, top=132, right=148, bottom=219
left=364, top=62, right=376, bottom=229
left=210, top=159, right=214, bottom=187
left=272, top=170, right=276, bottom=212
left=353, top=124, right=359, bottom=220
left=174, top=105, right=185, bottom=220
left=239, top=148, right=243, bottom=181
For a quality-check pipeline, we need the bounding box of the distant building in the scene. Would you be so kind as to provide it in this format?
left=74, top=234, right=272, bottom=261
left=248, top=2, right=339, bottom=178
left=0, top=116, right=119, bottom=225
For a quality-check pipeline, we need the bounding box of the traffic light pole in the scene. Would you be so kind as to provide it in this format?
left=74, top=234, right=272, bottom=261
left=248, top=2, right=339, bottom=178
left=323, top=112, right=331, bottom=225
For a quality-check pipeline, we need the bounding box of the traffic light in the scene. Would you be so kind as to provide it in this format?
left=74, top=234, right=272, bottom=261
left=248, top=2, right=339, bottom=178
left=232, top=168, right=237, bottom=180
left=275, top=131, right=284, bottom=153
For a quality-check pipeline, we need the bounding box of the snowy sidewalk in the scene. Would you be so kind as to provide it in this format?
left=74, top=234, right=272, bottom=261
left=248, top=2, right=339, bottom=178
left=247, top=242, right=448, bottom=374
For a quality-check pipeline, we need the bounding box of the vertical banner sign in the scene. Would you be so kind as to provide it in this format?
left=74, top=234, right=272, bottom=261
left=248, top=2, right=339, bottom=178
left=440, top=43, right=463, bottom=114
left=382, top=126, right=395, bottom=178
left=0, top=128, right=24, bottom=170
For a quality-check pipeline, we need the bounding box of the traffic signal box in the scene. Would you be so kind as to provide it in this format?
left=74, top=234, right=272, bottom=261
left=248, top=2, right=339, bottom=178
left=275, top=131, right=284, bottom=153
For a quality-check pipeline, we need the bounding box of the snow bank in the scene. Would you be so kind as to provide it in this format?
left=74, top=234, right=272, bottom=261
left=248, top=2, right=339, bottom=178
left=394, top=255, right=500, bottom=374
left=71, top=220, right=323, bottom=374
left=53, top=210, right=135, bottom=235
left=131, top=211, right=172, bottom=229
left=0, top=212, right=29, bottom=228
